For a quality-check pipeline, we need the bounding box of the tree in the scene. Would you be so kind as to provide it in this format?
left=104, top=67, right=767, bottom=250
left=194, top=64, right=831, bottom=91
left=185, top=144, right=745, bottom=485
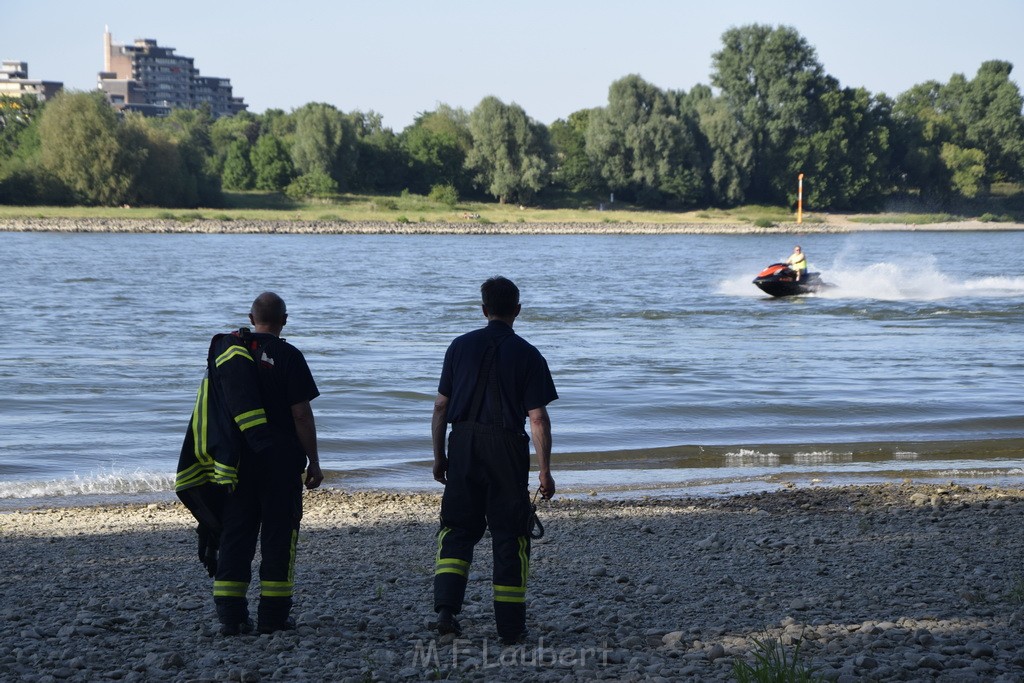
left=691, top=86, right=752, bottom=205
left=401, top=105, right=473, bottom=194
left=291, top=102, right=346, bottom=177
left=789, top=87, right=891, bottom=209
left=250, top=134, right=294, bottom=191
left=209, top=111, right=260, bottom=177
left=953, top=61, right=1024, bottom=185
left=37, top=91, right=144, bottom=205
left=710, top=24, right=835, bottom=203
left=466, top=96, right=550, bottom=204
left=149, top=107, right=221, bottom=206
left=940, top=143, right=986, bottom=198
left=549, top=109, right=601, bottom=193
left=121, top=115, right=199, bottom=207
left=0, top=95, right=44, bottom=160
left=221, top=139, right=255, bottom=190
left=891, top=81, right=954, bottom=198
left=346, top=110, right=407, bottom=193
left=585, top=75, right=704, bottom=206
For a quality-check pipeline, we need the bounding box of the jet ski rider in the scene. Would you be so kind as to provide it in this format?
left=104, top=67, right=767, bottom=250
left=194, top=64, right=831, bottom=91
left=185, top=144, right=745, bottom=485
left=786, top=245, right=807, bottom=281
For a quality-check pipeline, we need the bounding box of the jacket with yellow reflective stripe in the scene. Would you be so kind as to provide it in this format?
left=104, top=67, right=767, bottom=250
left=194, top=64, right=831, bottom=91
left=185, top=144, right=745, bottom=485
left=176, top=329, right=277, bottom=536
left=209, top=329, right=277, bottom=455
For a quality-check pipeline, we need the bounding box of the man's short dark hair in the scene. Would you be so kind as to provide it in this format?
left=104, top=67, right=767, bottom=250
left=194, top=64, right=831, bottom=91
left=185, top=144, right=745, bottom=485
left=251, top=291, right=287, bottom=326
left=481, top=276, right=520, bottom=317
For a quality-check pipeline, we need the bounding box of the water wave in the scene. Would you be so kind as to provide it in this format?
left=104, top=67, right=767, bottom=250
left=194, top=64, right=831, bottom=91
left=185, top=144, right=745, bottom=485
left=0, top=470, right=174, bottom=499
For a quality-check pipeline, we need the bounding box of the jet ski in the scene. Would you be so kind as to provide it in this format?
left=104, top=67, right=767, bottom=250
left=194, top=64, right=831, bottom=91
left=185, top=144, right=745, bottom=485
left=752, top=263, right=826, bottom=297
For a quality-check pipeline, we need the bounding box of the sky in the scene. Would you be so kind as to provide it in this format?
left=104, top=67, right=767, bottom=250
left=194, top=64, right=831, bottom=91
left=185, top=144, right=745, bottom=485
left=5, top=0, right=1024, bottom=131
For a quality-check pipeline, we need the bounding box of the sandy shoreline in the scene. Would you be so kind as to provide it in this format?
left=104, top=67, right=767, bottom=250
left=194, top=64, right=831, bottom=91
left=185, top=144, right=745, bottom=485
left=2, top=483, right=1023, bottom=682
left=2, top=216, right=1023, bottom=235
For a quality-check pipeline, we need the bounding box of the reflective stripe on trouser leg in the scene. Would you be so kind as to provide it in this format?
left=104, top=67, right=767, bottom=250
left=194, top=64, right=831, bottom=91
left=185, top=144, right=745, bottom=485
left=435, top=528, right=471, bottom=578
left=434, top=526, right=477, bottom=613
left=494, top=535, right=529, bottom=603
left=213, top=580, right=248, bottom=598
left=493, top=535, right=529, bottom=636
left=214, top=580, right=250, bottom=625
left=493, top=584, right=526, bottom=603
left=257, top=528, right=298, bottom=628
left=260, top=529, right=297, bottom=598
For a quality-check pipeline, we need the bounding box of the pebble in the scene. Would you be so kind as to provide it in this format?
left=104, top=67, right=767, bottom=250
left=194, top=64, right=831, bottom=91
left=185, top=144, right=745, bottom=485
left=0, top=485, right=1021, bottom=680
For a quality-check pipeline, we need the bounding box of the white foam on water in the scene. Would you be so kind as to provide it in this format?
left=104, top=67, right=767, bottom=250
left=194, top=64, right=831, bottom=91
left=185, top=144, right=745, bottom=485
left=893, top=450, right=920, bottom=460
left=792, top=451, right=854, bottom=465
left=724, top=449, right=781, bottom=465
left=719, top=275, right=767, bottom=297
left=819, top=255, right=1024, bottom=301
left=0, top=469, right=174, bottom=499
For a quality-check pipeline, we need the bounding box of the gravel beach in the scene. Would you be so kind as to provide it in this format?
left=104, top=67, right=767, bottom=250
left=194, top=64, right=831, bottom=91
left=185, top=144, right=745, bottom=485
left=2, top=483, right=1023, bottom=682
left=2, top=216, right=1023, bottom=235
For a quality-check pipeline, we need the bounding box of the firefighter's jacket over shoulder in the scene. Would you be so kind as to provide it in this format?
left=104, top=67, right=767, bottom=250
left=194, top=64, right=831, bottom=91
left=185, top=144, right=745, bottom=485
left=176, top=328, right=278, bottom=572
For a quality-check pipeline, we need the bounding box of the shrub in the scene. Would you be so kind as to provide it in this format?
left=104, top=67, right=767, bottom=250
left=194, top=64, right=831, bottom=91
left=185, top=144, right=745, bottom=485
left=979, top=213, right=1012, bottom=223
left=753, top=218, right=776, bottom=228
left=428, top=183, right=459, bottom=207
left=371, top=198, right=398, bottom=211
left=285, top=171, right=338, bottom=200
left=396, top=215, right=411, bottom=223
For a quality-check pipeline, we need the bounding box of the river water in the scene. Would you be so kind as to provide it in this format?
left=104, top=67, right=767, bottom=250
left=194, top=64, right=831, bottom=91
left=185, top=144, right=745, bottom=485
left=1, top=229, right=1021, bottom=506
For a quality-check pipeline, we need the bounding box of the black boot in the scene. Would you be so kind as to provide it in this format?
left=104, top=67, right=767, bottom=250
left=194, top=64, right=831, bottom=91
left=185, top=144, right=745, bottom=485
left=436, top=606, right=461, bottom=635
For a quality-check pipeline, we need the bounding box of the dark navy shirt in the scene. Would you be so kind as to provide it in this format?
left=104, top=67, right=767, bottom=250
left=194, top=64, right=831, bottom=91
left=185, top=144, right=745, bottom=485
left=252, top=332, right=319, bottom=458
left=438, top=320, right=557, bottom=435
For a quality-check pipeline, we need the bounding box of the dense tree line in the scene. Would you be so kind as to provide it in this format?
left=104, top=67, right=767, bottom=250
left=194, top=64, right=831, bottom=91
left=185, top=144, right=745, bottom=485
left=1, top=24, right=1022, bottom=210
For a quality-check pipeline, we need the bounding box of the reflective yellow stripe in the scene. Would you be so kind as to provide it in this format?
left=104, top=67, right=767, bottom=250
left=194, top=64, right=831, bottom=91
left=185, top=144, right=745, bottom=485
left=435, top=527, right=472, bottom=577
left=435, top=558, right=470, bottom=577
left=175, top=461, right=239, bottom=491
left=174, top=462, right=209, bottom=490
left=261, top=580, right=293, bottom=598
left=213, top=580, right=248, bottom=597
left=494, top=584, right=526, bottom=603
left=191, top=378, right=211, bottom=464
left=435, top=527, right=450, bottom=564
left=215, top=345, right=253, bottom=367
left=235, top=409, right=267, bottom=431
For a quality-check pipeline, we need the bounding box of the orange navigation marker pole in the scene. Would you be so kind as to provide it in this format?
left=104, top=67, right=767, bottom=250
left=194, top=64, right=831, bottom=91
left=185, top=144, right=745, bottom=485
left=797, top=173, right=804, bottom=224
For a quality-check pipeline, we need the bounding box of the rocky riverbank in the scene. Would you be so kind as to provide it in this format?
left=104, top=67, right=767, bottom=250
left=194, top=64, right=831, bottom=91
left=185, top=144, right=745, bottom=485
left=2, top=216, right=1021, bottom=235
left=2, top=483, right=1023, bottom=682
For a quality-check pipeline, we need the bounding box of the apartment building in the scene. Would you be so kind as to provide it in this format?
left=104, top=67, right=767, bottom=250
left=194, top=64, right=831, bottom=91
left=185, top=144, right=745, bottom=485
left=98, top=29, right=247, bottom=118
left=0, top=61, right=63, bottom=101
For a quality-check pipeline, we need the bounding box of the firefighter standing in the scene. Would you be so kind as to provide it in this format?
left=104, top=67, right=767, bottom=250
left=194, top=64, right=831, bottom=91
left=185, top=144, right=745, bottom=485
left=431, top=276, right=557, bottom=645
left=212, top=292, right=322, bottom=635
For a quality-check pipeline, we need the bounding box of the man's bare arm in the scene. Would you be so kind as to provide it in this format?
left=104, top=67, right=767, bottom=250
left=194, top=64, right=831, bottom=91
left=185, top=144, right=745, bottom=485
left=291, top=400, right=322, bottom=489
left=528, top=406, right=555, bottom=499
left=432, top=393, right=449, bottom=485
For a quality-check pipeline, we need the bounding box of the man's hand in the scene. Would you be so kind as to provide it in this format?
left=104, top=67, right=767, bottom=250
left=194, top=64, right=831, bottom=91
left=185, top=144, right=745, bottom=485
left=433, top=455, right=448, bottom=485
left=431, top=393, right=450, bottom=486
left=538, top=470, right=555, bottom=500
left=304, top=461, right=324, bottom=489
